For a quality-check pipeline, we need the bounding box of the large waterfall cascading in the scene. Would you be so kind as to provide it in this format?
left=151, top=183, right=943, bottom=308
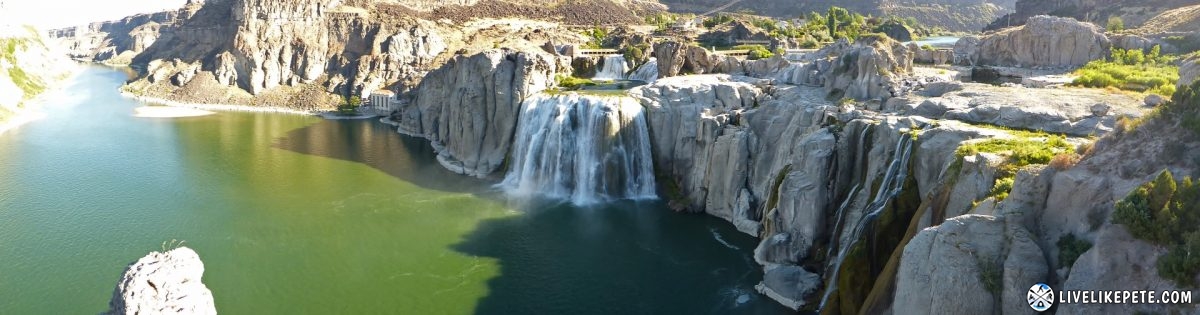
left=628, top=58, right=659, bottom=83
left=593, top=55, right=630, bottom=81
left=818, top=133, right=915, bottom=311
left=500, top=94, right=658, bottom=205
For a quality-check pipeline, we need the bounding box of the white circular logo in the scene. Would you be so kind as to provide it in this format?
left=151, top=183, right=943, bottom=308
left=1027, top=283, right=1054, bottom=312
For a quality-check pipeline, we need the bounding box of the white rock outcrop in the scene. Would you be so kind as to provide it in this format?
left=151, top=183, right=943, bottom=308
left=107, top=247, right=216, bottom=315
left=963, top=15, right=1109, bottom=68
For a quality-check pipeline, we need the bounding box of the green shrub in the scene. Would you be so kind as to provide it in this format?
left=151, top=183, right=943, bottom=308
left=1159, top=232, right=1200, bottom=287
left=746, top=45, right=774, bottom=60
left=955, top=134, right=1073, bottom=178
left=1106, top=16, right=1124, bottom=32
left=1112, top=170, right=1200, bottom=287
left=989, top=177, right=1015, bottom=201
left=1057, top=233, right=1093, bottom=268
left=555, top=74, right=597, bottom=91
left=1071, top=49, right=1179, bottom=97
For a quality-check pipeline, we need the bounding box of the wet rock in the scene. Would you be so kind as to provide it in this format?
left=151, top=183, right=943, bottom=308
left=107, top=247, right=216, bottom=315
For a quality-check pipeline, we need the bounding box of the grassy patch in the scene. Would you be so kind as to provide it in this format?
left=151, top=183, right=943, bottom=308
left=1071, top=47, right=1179, bottom=97
left=554, top=75, right=598, bottom=91
left=1056, top=233, right=1092, bottom=268
left=955, top=128, right=1073, bottom=202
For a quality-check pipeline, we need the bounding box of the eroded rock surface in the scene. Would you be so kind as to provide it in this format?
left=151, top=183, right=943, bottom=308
left=966, top=15, right=1109, bottom=68
left=391, top=49, right=560, bottom=177
left=107, top=247, right=216, bottom=315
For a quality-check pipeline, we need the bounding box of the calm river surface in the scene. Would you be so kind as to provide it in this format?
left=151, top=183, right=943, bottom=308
left=0, top=66, right=790, bottom=314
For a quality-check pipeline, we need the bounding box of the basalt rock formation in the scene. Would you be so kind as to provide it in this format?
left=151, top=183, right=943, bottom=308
left=390, top=49, right=562, bottom=177
left=107, top=247, right=217, bottom=315
left=960, top=15, right=1109, bottom=68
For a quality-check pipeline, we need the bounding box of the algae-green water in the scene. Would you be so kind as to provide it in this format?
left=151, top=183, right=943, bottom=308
left=0, top=66, right=789, bottom=314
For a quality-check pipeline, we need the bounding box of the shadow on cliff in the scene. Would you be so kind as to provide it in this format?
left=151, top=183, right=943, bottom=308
left=448, top=198, right=798, bottom=315
left=271, top=118, right=494, bottom=194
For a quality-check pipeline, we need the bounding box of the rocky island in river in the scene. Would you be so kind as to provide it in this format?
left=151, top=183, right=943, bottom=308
left=3, top=0, right=1200, bottom=313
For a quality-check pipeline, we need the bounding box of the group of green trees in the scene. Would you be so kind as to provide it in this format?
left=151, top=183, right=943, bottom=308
left=694, top=7, right=927, bottom=49
left=337, top=96, right=361, bottom=115
left=1072, top=46, right=1179, bottom=97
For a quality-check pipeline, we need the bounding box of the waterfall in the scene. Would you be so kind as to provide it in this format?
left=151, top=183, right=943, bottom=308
left=818, top=134, right=915, bottom=311
left=628, top=58, right=659, bottom=83
left=593, top=55, right=629, bottom=81
left=499, top=93, right=658, bottom=205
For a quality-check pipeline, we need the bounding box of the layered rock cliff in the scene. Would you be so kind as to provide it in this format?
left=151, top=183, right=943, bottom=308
left=107, top=247, right=217, bottom=315
left=52, top=0, right=588, bottom=109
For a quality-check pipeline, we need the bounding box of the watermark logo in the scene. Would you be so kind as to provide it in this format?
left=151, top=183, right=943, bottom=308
left=1028, top=283, right=1054, bottom=312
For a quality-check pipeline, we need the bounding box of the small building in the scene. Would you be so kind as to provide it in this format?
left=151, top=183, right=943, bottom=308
left=368, top=90, right=398, bottom=115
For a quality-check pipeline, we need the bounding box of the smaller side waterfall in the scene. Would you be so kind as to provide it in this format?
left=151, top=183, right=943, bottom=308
left=818, top=134, right=915, bottom=311
left=500, top=94, right=657, bottom=205
left=628, top=58, right=659, bottom=83
left=593, top=55, right=629, bottom=81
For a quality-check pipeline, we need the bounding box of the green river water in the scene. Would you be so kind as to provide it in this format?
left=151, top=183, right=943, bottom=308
left=0, top=66, right=790, bottom=314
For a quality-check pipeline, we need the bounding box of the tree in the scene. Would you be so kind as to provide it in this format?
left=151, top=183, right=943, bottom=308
left=1106, top=16, right=1124, bottom=32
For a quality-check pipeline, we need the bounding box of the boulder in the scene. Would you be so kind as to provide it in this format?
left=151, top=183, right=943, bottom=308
left=107, top=247, right=216, bottom=315
left=1090, top=103, right=1111, bottom=116
left=920, top=81, right=964, bottom=97
left=1144, top=94, right=1167, bottom=107
left=876, top=20, right=915, bottom=42
left=814, top=37, right=914, bottom=101
left=968, top=16, right=1110, bottom=68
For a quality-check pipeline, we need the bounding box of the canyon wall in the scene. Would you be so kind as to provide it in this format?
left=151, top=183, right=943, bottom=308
left=0, top=25, right=74, bottom=121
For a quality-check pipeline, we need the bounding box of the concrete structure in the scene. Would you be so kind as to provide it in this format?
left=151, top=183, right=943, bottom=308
left=368, top=90, right=399, bottom=116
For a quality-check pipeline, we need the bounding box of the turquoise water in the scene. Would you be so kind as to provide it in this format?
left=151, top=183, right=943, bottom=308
left=906, top=36, right=961, bottom=49
left=0, top=66, right=791, bottom=314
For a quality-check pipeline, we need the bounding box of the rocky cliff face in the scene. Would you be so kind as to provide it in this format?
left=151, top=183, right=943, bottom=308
left=390, top=49, right=562, bottom=177
left=53, top=0, right=586, bottom=109
left=985, top=0, right=1196, bottom=31
left=48, top=7, right=198, bottom=65
left=1, top=25, right=74, bottom=120
left=107, top=247, right=216, bottom=315
left=961, top=15, right=1109, bottom=68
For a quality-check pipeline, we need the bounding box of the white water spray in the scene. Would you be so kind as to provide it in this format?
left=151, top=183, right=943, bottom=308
left=499, top=94, right=657, bottom=205
left=593, top=55, right=629, bottom=81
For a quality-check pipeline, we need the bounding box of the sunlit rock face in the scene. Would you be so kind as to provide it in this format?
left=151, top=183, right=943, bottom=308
left=107, top=247, right=217, bottom=315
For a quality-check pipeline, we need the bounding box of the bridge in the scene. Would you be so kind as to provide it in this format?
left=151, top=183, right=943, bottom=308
left=734, top=39, right=772, bottom=46
left=712, top=49, right=750, bottom=57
